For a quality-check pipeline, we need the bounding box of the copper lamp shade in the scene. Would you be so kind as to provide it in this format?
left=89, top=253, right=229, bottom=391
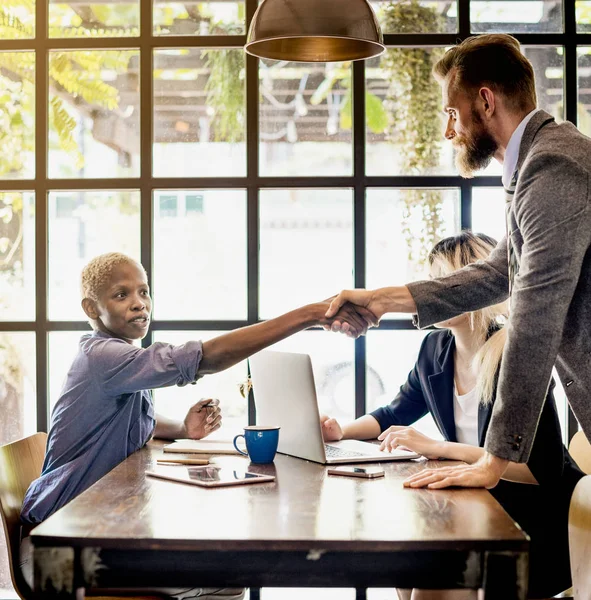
left=245, top=0, right=385, bottom=62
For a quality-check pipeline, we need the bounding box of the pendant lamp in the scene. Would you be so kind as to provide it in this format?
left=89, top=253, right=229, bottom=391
left=245, top=0, right=385, bottom=62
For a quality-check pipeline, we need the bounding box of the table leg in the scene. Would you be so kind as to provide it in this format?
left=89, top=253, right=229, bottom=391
left=482, top=551, right=528, bottom=600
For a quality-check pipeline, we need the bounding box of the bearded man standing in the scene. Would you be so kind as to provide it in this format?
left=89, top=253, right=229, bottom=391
left=327, top=33, right=591, bottom=490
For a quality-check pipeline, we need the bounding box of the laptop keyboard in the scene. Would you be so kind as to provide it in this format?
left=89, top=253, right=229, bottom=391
left=324, top=444, right=366, bottom=458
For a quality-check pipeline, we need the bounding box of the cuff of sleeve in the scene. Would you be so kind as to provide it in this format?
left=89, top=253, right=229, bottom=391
left=368, top=408, right=394, bottom=433
left=484, top=433, right=531, bottom=464
left=405, top=281, right=439, bottom=329
left=171, top=340, right=203, bottom=386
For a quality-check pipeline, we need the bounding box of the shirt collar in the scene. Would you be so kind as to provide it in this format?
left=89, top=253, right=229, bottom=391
left=502, top=108, right=539, bottom=189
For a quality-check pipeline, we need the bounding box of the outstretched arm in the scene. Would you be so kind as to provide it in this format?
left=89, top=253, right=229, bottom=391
left=325, top=237, right=509, bottom=327
left=199, top=301, right=374, bottom=376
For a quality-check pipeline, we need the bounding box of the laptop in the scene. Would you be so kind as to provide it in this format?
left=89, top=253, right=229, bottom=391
left=248, top=350, right=420, bottom=465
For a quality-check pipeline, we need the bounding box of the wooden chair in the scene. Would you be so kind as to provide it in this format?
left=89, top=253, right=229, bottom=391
left=551, top=431, right=591, bottom=600
left=0, top=433, right=162, bottom=600
left=568, top=475, right=591, bottom=600
left=569, top=430, right=591, bottom=475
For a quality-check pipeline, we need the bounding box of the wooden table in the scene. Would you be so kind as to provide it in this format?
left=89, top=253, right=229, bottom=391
left=30, top=441, right=529, bottom=599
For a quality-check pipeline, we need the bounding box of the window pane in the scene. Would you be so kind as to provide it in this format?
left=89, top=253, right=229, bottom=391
left=366, top=188, right=460, bottom=291
left=266, top=331, right=356, bottom=423
left=48, top=190, right=141, bottom=321
left=259, top=189, right=353, bottom=318
left=577, top=2, right=591, bottom=31
left=154, top=0, right=245, bottom=35
left=0, top=332, right=36, bottom=598
left=49, top=2, right=139, bottom=38
left=0, top=52, right=35, bottom=180
left=48, top=50, right=140, bottom=179
left=0, top=2, right=35, bottom=39
left=367, top=329, right=441, bottom=440
left=471, top=0, right=562, bottom=33
left=153, top=189, right=247, bottom=320
left=259, top=61, right=353, bottom=177
left=0, top=333, right=36, bottom=444
left=0, top=192, right=35, bottom=321
left=578, top=47, right=591, bottom=136
left=472, top=187, right=506, bottom=242
left=153, top=330, right=248, bottom=434
left=153, top=48, right=246, bottom=177
left=48, top=331, right=83, bottom=414
left=366, top=47, right=453, bottom=176
left=527, top=46, right=564, bottom=119
left=372, top=0, right=456, bottom=34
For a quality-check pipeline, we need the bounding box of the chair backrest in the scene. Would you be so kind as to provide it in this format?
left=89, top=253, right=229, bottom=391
left=569, top=475, right=591, bottom=600
left=0, top=432, right=47, bottom=599
left=569, top=430, right=591, bottom=475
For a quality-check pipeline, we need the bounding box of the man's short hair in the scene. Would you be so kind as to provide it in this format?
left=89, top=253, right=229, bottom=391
left=433, top=33, right=537, bottom=112
left=81, top=252, right=144, bottom=301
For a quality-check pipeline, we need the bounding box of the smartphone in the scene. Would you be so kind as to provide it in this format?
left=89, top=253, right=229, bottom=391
left=327, top=466, right=385, bottom=479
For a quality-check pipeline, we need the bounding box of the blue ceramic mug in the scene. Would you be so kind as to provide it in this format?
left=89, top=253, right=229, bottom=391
left=233, top=426, right=280, bottom=464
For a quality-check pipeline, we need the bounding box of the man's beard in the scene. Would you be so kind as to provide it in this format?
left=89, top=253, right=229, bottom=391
left=453, top=109, right=498, bottom=178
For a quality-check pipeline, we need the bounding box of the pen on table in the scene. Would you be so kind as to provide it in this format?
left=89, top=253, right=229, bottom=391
left=197, top=400, right=215, bottom=412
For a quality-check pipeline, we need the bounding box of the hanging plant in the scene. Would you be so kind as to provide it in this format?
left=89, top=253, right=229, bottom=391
left=202, top=40, right=245, bottom=143
left=380, top=0, right=446, bottom=266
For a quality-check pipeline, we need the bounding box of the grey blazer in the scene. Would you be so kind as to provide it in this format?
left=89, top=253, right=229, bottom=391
left=407, top=110, right=591, bottom=463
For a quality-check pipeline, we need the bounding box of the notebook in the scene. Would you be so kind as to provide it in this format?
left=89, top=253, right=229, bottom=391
left=163, top=439, right=241, bottom=455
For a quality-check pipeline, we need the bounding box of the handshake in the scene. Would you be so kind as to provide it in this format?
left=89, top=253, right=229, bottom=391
left=316, top=289, right=386, bottom=339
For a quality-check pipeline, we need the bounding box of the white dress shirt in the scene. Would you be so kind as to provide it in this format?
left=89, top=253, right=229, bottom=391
left=453, top=385, right=480, bottom=446
left=502, top=108, right=539, bottom=188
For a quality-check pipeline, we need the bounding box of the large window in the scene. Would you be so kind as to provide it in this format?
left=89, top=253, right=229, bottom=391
left=0, top=0, right=584, bottom=596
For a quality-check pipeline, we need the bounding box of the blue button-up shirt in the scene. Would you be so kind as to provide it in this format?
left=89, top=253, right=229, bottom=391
left=21, top=330, right=203, bottom=524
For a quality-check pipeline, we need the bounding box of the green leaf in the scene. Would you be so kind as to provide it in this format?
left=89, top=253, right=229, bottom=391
left=365, top=91, right=388, bottom=134
left=340, top=90, right=352, bottom=130
left=10, top=111, right=23, bottom=127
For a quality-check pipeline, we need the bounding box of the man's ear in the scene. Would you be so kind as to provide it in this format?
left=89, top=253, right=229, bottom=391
left=81, top=297, right=99, bottom=320
left=478, top=87, right=496, bottom=118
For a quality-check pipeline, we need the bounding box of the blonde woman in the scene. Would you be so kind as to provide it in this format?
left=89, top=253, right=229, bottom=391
left=321, top=232, right=582, bottom=600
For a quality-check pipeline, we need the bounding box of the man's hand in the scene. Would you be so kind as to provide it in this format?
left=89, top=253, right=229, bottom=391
left=325, top=289, right=384, bottom=322
left=378, top=426, right=444, bottom=460
left=402, top=452, right=509, bottom=489
left=318, top=299, right=378, bottom=338
left=325, top=287, right=417, bottom=334
left=183, top=398, right=222, bottom=439
left=320, top=415, right=344, bottom=441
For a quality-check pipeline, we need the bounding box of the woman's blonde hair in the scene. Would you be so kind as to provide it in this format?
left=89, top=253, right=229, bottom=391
left=428, top=231, right=508, bottom=404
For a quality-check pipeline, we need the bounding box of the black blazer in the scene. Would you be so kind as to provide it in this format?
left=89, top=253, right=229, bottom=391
left=371, top=329, right=583, bottom=598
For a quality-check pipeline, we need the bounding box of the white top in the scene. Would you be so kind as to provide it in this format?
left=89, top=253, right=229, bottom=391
left=453, top=385, right=480, bottom=446
left=502, top=108, right=539, bottom=189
